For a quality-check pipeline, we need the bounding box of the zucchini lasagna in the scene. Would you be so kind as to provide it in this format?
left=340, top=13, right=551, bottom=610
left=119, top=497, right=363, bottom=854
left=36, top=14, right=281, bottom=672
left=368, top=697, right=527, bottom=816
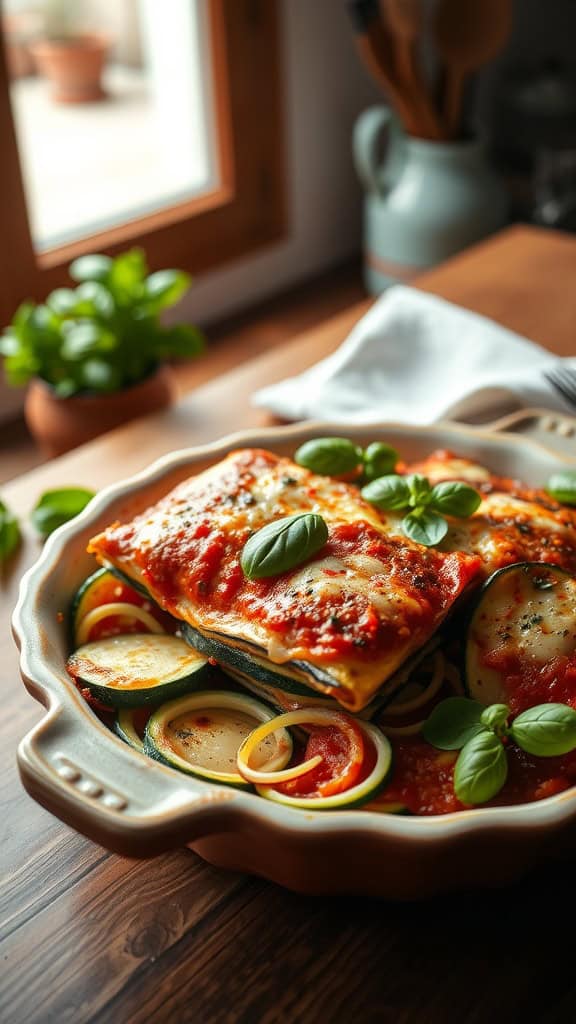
left=88, top=448, right=482, bottom=711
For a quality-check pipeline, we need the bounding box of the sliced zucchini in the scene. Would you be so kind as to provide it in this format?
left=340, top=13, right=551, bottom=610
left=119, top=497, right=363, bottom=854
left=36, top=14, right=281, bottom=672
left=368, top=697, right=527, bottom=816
left=66, top=633, right=211, bottom=707
left=144, top=690, right=293, bottom=788
left=256, top=721, right=392, bottom=810
left=181, top=622, right=337, bottom=698
left=466, top=562, right=576, bottom=706
left=114, top=707, right=152, bottom=751
left=70, top=567, right=166, bottom=647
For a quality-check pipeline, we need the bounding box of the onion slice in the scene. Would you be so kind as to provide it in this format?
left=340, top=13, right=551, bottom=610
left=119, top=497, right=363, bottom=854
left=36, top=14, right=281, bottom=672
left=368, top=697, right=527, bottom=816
left=237, top=708, right=336, bottom=784
left=76, top=602, right=165, bottom=644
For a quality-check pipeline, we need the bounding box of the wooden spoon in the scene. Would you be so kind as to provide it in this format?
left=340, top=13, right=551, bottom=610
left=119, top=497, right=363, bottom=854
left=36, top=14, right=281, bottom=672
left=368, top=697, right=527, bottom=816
left=348, top=0, right=427, bottom=137
left=434, top=0, right=513, bottom=138
left=381, top=0, right=443, bottom=139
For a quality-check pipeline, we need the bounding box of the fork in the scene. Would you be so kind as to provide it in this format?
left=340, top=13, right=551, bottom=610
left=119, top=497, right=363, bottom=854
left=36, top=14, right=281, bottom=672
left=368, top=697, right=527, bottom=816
left=544, top=365, right=576, bottom=409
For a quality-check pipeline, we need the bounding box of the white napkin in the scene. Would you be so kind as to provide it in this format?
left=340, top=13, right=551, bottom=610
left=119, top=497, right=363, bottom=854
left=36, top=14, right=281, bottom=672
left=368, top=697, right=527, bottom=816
left=252, top=286, right=576, bottom=424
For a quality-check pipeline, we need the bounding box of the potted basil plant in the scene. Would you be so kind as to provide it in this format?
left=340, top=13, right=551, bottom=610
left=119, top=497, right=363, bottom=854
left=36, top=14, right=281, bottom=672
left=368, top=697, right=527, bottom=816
left=0, top=248, right=203, bottom=457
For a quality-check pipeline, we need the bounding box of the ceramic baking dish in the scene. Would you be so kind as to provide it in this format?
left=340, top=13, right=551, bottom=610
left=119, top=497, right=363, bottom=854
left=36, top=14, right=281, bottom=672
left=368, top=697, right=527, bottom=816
left=13, top=416, right=576, bottom=899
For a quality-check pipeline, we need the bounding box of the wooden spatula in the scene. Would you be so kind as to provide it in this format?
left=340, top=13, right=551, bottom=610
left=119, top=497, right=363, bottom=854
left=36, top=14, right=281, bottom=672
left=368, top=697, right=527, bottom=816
left=434, top=0, right=513, bottom=138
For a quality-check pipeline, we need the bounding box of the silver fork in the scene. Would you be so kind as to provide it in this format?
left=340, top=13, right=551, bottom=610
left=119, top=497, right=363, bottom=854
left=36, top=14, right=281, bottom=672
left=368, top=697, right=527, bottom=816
left=544, top=365, right=576, bottom=409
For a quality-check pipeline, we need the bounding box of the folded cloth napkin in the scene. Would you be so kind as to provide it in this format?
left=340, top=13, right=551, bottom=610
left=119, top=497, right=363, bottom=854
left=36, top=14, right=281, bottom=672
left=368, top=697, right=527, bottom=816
left=252, top=286, right=576, bottom=424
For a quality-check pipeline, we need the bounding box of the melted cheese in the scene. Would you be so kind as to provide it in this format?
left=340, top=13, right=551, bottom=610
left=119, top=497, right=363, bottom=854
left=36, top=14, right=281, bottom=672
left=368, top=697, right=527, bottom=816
left=88, top=448, right=481, bottom=710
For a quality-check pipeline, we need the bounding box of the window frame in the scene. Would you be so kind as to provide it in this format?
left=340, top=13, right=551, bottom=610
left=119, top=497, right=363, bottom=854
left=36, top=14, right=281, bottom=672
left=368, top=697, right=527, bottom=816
left=0, top=0, right=286, bottom=324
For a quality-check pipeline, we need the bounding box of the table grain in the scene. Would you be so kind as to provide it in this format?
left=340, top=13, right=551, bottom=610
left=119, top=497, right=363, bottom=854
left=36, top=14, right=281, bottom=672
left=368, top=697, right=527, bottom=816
left=2, top=226, right=576, bottom=1024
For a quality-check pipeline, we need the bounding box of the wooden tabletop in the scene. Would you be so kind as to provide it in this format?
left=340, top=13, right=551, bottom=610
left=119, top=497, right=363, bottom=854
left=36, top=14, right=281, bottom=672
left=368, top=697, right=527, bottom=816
left=2, top=225, right=576, bottom=1024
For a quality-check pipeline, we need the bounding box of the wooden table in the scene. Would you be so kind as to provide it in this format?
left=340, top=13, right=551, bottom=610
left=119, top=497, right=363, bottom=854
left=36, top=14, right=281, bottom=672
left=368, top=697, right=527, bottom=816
left=2, top=225, right=576, bottom=1024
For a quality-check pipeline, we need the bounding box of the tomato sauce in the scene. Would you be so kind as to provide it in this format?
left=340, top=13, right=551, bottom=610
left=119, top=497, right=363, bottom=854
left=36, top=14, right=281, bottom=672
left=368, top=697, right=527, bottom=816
left=483, top=649, right=576, bottom=715
left=373, top=736, right=576, bottom=815
left=270, top=716, right=367, bottom=798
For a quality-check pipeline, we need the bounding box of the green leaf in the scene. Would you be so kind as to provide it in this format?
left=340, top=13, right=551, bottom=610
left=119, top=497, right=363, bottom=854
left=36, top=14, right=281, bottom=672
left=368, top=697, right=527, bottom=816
left=423, top=697, right=486, bottom=750
left=454, top=731, right=508, bottom=805
left=240, top=513, right=329, bottom=580
left=430, top=481, right=482, bottom=518
left=546, top=471, right=576, bottom=507
left=510, top=703, right=576, bottom=757
left=295, top=438, right=363, bottom=477
left=69, top=254, right=113, bottom=283
left=480, top=704, right=510, bottom=734
left=402, top=509, right=448, bottom=547
left=107, top=249, right=147, bottom=304
left=0, top=331, right=20, bottom=357
left=407, top=474, right=432, bottom=508
left=61, top=323, right=116, bottom=361
left=31, top=488, right=96, bottom=537
left=362, top=442, right=399, bottom=481
left=75, top=281, right=115, bottom=319
left=155, top=323, right=204, bottom=360
left=3, top=350, right=40, bottom=386
left=53, top=377, right=79, bottom=398
left=361, top=474, right=411, bottom=510
left=0, top=499, right=21, bottom=562
left=79, top=359, right=122, bottom=392
left=46, top=288, right=79, bottom=317
left=144, top=270, right=191, bottom=312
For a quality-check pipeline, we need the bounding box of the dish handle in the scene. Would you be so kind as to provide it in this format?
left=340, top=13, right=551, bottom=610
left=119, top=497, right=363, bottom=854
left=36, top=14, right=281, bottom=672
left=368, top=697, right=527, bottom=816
left=483, top=407, right=576, bottom=460
left=17, top=703, right=240, bottom=857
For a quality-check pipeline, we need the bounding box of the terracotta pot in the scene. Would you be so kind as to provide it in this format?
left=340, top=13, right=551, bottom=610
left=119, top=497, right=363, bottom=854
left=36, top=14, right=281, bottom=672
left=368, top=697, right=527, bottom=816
left=25, top=366, right=177, bottom=458
left=30, top=34, right=109, bottom=103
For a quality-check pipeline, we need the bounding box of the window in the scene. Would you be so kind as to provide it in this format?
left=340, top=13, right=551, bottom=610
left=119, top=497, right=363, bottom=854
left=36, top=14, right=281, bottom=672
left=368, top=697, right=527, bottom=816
left=0, top=0, right=285, bottom=323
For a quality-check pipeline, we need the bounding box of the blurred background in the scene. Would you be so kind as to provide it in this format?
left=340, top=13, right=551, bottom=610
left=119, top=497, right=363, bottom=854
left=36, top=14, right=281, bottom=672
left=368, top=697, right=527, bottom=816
left=0, top=0, right=575, bottom=423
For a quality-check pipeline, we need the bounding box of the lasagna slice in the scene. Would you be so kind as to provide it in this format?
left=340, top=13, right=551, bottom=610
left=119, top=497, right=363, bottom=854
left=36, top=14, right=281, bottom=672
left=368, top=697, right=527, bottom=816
left=404, top=449, right=576, bottom=576
left=88, top=448, right=481, bottom=711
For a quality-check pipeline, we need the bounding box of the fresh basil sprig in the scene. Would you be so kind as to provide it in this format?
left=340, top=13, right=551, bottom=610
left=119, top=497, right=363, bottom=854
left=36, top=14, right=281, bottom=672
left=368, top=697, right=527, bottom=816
left=31, top=487, right=96, bottom=537
left=361, top=473, right=481, bottom=547
left=545, top=470, right=576, bottom=507
left=240, top=512, right=328, bottom=579
left=294, top=437, right=398, bottom=480
left=424, top=697, right=576, bottom=805
left=0, top=498, right=21, bottom=562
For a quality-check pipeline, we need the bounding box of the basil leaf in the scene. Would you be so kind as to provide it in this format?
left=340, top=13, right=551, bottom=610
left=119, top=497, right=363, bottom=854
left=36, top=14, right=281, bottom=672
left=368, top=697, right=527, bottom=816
left=423, top=697, right=486, bottom=750
left=510, top=703, right=576, bottom=757
left=430, top=481, right=481, bottom=518
left=362, top=442, right=399, bottom=482
left=294, top=438, right=362, bottom=477
left=0, top=499, right=21, bottom=562
left=546, top=471, right=576, bottom=507
left=240, top=513, right=328, bottom=579
left=402, top=510, right=448, bottom=547
left=31, top=488, right=96, bottom=537
left=454, top=731, right=508, bottom=805
left=480, top=704, right=510, bottom=734
left=69, top=254, right=113, bottom=283
left=361, top=474, right=411, bottom=510
left=407, top=474, right=432, bottom=508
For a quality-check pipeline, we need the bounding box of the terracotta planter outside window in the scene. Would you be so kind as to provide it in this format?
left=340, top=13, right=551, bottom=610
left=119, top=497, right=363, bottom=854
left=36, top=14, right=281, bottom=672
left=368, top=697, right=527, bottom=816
left=30, top=34, right=109, bottom=104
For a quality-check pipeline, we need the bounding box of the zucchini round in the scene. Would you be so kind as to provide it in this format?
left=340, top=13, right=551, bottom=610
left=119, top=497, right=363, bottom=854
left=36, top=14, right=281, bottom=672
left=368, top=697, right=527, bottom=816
left=144, top=690, right=293, bottom=788
left=66, top=633, right=211, bottom=707
left=256, top=720, right=392, bottom=810
left=465, top=561, right=576, bottom=708
left=114, top=707, right=152, bottom=751
left=70, top=568, right=167, bottom=646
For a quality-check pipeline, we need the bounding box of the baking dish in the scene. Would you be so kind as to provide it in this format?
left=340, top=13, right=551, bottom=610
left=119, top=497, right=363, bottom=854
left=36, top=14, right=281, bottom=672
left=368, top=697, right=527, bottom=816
left=13, top=417, right=576, bottom=898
